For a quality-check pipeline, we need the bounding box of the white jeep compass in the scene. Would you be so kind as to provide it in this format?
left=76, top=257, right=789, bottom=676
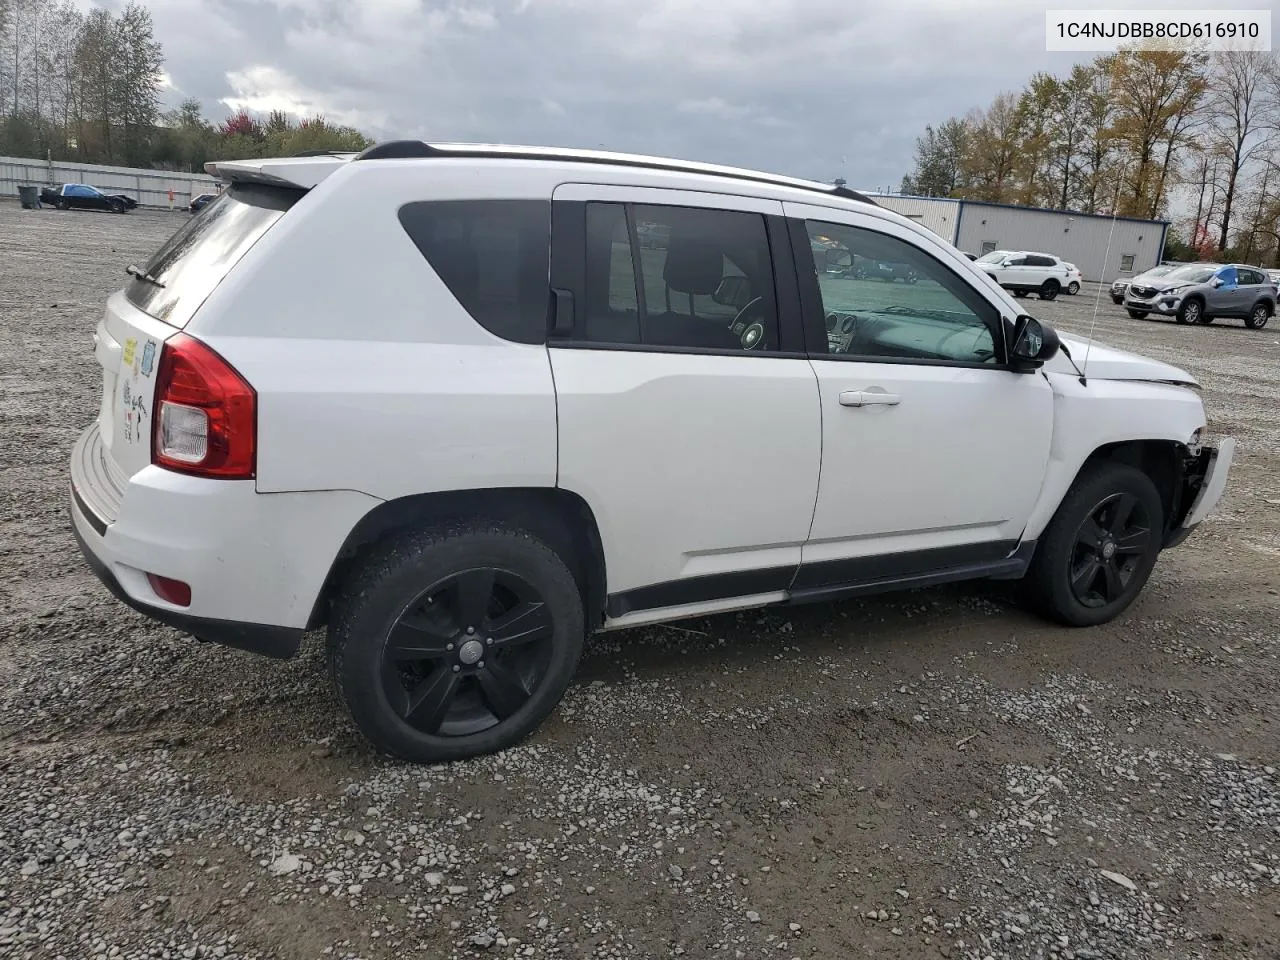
left=68, top=141, right=1235, bottom=764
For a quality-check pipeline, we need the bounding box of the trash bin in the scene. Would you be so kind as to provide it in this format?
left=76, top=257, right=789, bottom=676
left=17, top=185, right=39, bottom=209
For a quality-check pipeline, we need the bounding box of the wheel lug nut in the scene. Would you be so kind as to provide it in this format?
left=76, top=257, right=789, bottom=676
left=446, top=643, right=454, bottom=651
left=452, top=665, right=460, bottom=673
left=478, top=661, right=485, bottom=669
left=466, top=626, right=476, bottom=635
left=486, top=638, right=493, bottom=645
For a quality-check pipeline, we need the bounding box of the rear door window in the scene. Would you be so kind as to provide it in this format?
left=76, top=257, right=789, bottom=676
left=125, top=183, right=303, bottom=328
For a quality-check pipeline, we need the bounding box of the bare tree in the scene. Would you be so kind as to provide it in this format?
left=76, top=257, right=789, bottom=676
left=1204, top=50, right=1277, bottom=251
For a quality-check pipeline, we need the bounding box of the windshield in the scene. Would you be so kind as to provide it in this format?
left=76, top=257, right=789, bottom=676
left=1163, top=265, right=1215, bottom=285
left=125, top=182, right=303, bottom=327
left=975, top=252, right=1005, bottom=264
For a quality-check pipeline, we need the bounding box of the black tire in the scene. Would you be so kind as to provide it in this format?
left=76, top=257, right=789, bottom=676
left=1244, top=302, right=1271, bottom=329
left=1024, top=462, right=1164, bottom=627
left=1110, top=295, right=1124, bottom=305
left=1126, top=309, right=1148, bottom=319
left=1039, top=279, right=1060, bottom=301
left=1067, top=281, right=1080, bottom=295
left=328, top=523, right=585, bottom=764
left=1176, top=298, right=1204, bottom=324
left=55, top=198, right=68, bottom=211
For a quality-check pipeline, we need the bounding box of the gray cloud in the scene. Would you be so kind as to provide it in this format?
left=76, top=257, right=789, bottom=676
left=95, top=0, right=1273, bottom=192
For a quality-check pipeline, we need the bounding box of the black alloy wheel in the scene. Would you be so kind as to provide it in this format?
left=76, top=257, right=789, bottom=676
left=1068, top=493, right=1153, bottom=609
left=382, top=567, right=553, bottom=737
left=1023, top=462, right=1163, bottom=627
left=329, top=524, right=585, bottom=763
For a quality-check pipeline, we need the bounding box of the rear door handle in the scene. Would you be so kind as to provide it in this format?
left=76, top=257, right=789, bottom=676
left=840, top=390, right=900, bottom=407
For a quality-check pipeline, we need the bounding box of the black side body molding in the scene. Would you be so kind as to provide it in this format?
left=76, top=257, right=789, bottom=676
left=605, top=540, right=1036, bottom=619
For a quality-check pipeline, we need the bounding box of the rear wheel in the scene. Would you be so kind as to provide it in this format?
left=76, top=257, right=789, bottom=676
left=1067, top=281, right=1080, bottom=295
left=328, top=523, right=586, bottom=763
left=1176, top=298, right=1204, bottom=325
left=1245, top=302, right=1271, bottom=329
left=1039, top=279, right=1060, bottom=301
left=1024, top=463, right=1164, bottom=627
left=55, top=198, right=68, bottom=211
left=1126, top=309, right=1148, bottom=319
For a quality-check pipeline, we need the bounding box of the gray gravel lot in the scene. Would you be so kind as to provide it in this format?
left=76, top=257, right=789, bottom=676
left=1, top=203, right=1277, bottom=960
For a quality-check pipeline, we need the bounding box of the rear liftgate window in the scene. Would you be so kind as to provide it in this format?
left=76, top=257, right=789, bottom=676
left=125, top=182, right=304, bottom=328
left=397, top=200, right=552, bottom=344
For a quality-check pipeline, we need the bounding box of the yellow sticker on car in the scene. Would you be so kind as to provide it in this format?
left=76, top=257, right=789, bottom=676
left=122, top=337, right=137, bottom=367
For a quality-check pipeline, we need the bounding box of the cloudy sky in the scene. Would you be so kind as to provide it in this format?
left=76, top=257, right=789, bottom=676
left=91, top=0, right=1274, bottom=192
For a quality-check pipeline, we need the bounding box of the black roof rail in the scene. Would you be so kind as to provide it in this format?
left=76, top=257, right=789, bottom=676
left=352, top=139, right=879, bottom=207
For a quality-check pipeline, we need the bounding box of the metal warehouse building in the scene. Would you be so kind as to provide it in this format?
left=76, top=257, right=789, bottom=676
left=863, top=193, right=1168, bottom=282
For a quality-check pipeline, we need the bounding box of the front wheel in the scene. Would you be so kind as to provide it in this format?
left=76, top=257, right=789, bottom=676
left=1245, top=303, right=1271, bottom=329
left=1126, top=309, right=1148, bottom=319
left=1176, top=298, right=1203, bottom=325
left=1023, top=462, right=1164, bottom=627
left=328, top=523, right=586, bottom=764
left=1039, top=279, right=1060, bottom=301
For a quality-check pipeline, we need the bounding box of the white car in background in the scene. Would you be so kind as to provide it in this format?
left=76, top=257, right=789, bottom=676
left=974, top=250, right=1074, bottom=300
left=1063, top=262, right=1083, bottom=295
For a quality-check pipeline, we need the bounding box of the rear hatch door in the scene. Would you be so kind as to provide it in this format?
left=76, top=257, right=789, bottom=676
left=94, top=180, right=308, bottom=481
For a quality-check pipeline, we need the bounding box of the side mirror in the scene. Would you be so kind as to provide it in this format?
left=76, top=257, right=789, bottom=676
left=1010, top=315, right=1061, bottom=369
left=1211, top=276, right=1225, bottom=288
left=712, top=275, right=750, bottom=307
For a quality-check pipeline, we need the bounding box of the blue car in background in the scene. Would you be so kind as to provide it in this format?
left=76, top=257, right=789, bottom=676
left=188, top=192, right=219, bottom=214
left=39, top=182, right=137, bottom=213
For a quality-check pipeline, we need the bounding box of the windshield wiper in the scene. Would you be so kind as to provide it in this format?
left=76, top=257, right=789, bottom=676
left=125, top=264, right=165, bottom=288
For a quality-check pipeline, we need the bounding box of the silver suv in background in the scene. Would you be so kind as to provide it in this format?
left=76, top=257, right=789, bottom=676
left=1124, top=263, right=1276, bottom=328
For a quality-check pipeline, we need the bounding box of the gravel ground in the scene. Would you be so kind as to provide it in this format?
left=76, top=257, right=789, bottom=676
left=1, top=202, right=1277, bottom=960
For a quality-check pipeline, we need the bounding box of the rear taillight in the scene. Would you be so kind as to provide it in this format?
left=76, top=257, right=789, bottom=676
left=152, top=333, right=256, bottom=479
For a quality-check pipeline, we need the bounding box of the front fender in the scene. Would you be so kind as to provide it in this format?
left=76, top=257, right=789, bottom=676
left=1022, top=373, right=1207, bottom=542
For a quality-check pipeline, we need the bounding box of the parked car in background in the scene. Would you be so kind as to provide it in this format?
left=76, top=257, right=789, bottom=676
left=40, top=183, right=137, bottom=213
left=1267, top=269, right=1280, bottom=287
left=974, top=250, right=1073, bottom=300
left=1063, top=262, right=1083, bottom=295
left=1110, top=263, right=1176, bottom=304
left=68, top=142, right=1234, bottom=764
left=188, top=193, right=218, bottom=214
left=1124, top=263, right=1275, bottom=328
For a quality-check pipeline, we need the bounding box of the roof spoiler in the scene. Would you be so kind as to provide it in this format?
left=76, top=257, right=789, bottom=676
left=203, top=154, right=358, bottom=190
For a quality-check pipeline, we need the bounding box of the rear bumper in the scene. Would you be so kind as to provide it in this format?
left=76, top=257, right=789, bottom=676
left=68, top=422, right=380, bottom=658
left=69, top=502, right=303, bottom=658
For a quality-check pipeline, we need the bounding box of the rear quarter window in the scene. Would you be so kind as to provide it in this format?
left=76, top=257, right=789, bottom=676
left=397, top=199, right=551, bottom=345
left=125, top=182, right=303, bottom=328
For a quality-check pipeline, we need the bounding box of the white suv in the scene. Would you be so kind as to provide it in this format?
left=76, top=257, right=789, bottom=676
left=975, top=250, right=1074, bottom=300
left=69, top=142, right=1235, bottom=763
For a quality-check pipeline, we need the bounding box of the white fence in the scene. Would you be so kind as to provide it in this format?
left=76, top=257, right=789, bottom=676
left=0, top=155, right=217, bottom=209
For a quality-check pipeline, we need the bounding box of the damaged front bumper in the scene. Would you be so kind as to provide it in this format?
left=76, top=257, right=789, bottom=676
left=1164, top=437, right=1236, bottom=548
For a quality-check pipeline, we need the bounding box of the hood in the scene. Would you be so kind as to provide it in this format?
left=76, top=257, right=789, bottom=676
left=1051, top=333, right=1198, bottom=387
left=1129, top=277, right=1194, bottom=294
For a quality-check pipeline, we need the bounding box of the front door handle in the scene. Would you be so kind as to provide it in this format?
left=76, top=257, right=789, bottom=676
left=840, top=390, right=900, bottom=407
